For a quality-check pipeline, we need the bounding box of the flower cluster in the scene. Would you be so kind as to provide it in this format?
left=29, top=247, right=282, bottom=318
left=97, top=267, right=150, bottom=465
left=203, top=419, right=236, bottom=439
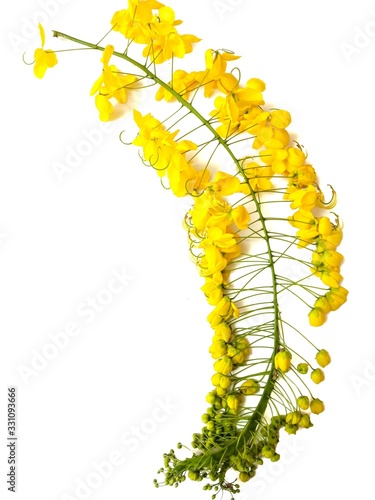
left=132, top=110, right=209, bottom=196
left=111, top=1, right=200, bottom=64
left=30, top=1, right=348, bottom=497
left=90, top=45, right=138, bottom=121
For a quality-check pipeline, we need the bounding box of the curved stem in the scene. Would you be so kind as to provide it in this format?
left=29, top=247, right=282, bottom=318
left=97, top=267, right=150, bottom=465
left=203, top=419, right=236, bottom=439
left=54, top=30, right=281, bottom=453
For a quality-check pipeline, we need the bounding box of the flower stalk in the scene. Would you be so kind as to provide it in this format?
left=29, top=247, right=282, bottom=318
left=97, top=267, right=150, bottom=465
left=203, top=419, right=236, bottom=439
left=29, top=3, right=348, bottom=497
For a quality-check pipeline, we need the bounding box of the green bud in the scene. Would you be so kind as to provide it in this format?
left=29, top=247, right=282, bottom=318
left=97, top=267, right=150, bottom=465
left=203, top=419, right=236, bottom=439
left=284, top=423, right=298, bottom=435
left=297, top=363, right=309, bottom=374
left=206, top=391, right=216, bottom=404
left=206, top=420, right=215, bottom=431
left=188, top=470, right=199, bottom=481
left=239, top=471, right=251, bottom=482
left=262, top=444, right=275, bottom=458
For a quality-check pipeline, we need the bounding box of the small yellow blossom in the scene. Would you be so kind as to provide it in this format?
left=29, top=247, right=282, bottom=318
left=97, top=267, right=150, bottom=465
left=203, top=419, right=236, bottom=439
left=34, top=24, right=58, bottom=79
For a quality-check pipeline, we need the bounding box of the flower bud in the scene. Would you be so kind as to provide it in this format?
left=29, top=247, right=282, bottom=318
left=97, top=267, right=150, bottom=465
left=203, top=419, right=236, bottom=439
left=206, top=420, right=215, bottom=431
left=227, top=394, right=240, bottom=412
left=299, top=414, right=313, bottom=428
left=284, top=423, right=298, bottom=435
left=297, top=363, right=308, bottom=374
left=297, top=396, right=309, bottom=410
left=214, top=322, right=232, bottom=342
left=214, top=356, right=233, bottom=375
left=239, top=471, right=251, bottom=482
left=262, top=445, right=275, bottom=458
left=286, top=411, right=301, bottom=425
left=308, top=307, right=326, bottom=327
left=216, top=386, right=227, bottom=397
left=311, top=368, right=325, bottom=384
left=219, top=376, right=231, bottom=389
left=310, top=398, right=325, bottom=414
left=188, top=470, right=199, bottom=481
left=275, top=350, right=292, bottom=372
left=240, top=379, right=260, bottom=395
left=206, top=391, right=216, bottom=404
left=316, top=349, right=331, bottom=368
left=314, top=296, right=331, bottom=313
left=209, top=340, right=227, bottom=359
left=211, top=373, right=221, bottom=386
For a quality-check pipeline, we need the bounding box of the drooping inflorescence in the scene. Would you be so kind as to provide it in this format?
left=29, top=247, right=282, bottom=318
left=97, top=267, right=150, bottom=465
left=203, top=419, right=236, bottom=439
left=30, top=1, right=347, bottom=497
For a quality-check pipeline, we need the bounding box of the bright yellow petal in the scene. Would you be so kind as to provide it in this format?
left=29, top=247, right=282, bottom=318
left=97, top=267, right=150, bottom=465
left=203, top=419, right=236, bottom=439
left=38, top=23, right=46, bottom=48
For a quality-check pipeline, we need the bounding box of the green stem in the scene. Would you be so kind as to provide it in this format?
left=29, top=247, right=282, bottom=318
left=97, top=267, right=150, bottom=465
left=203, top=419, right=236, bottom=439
left=54, top=30, right=280, bottom=455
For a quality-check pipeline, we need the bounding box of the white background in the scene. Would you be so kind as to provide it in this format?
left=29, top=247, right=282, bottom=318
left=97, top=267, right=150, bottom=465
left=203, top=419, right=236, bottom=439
left=1, top=0, right=374, bottom=499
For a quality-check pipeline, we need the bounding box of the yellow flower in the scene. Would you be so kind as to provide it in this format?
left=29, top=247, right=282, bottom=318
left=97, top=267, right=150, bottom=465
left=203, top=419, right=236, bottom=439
left=211, top=79, right=265, bottom=137
left=201, top=226, right=239, bottom=253
left=271, top=146, right=306, bottom=174
left=197, top=49, right=240, bottom=97
left=200, top=245, right=227, bottom=276
left=155, top=69, right=200, bottom=102
left=207, top=297, right=239, bottom=327
left=243, top=161, right=273, bottom=192
left=288, top=164, right=317, bottom=189
left=114, top=3, right=200, bottom=64
left=274, top=350, right=292, bottom=372
left=111, top=1, right=164, bottom=43
left=34, top=24, right=58, bottom=79
left=201, top=273, right=224, bottom=305
left=90, top=45, right=138, bottom=121
left=286, top=185, right=318, bottom=211
left=270, top=109, right=291, bottom=129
